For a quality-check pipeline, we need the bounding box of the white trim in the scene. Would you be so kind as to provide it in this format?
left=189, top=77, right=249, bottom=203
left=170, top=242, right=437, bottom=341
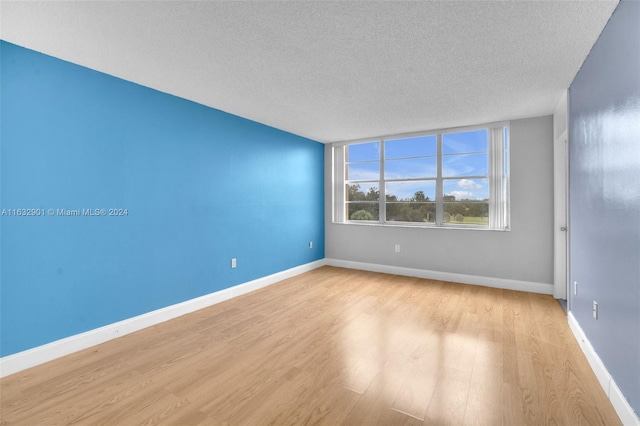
left=436, top=133, right=443, bottom=225
left=0, top=259, right=327, bottom=378
left=325, top=258, right=553, bottom=294
left=552, top=130, right=568, bottom=300
left=567, top=312, right=610, bottom=392
left=330, top=220, right=508, bottom=232
left=553, top=90, right=569, bottom=300
left=568, top=312, right=640, bottom=426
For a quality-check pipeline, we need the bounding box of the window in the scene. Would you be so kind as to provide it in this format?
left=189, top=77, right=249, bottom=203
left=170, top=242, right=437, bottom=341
left=332, top=124, right=509, bottom=230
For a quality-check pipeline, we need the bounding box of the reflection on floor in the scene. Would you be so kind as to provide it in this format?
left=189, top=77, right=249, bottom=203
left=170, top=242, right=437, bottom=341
left=0, top=266, right=620, bottom=425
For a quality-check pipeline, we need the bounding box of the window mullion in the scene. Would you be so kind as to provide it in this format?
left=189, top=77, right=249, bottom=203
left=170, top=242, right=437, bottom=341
left=379, top=140, right=386, bottom=224
left=435, top=134, right=443, bottom=226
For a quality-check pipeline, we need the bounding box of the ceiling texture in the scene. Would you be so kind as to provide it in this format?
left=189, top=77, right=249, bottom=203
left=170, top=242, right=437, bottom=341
left=1, top=1, right=618, bottom=143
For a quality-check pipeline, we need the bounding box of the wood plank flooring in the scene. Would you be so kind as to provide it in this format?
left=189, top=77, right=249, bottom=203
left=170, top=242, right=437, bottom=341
left=0, top=266, right=621, bottom=425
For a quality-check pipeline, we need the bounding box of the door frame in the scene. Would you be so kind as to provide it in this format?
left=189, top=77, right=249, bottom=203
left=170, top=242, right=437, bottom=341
left=553, top=130, right=568, bottom=300
left=553, top=91, right=569, bottom=300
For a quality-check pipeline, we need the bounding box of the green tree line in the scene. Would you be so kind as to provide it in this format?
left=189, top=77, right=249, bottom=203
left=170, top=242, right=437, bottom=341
left=347, top=184, right=488, bottom=224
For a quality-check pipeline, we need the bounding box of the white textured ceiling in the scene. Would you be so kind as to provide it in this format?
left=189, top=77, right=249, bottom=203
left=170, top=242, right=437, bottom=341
left=1, top=1, right=617, bottom=143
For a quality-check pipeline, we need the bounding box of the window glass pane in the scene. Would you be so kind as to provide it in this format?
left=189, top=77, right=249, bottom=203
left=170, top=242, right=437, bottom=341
left=336, top=124, right=508, bottom=229
left=347, top=142, right=380, bottom=162
left=385, top=181, right=435, bottom=202
left=387, top=203, right=436, bottom=223
left=442, top=153, right=487, bottom=177
left=443, top=129, right=488, bottom=154
left=385, top=135, right=437, bottom=159
left=347, top=183, right=379, bottom=201
left=443, top=178, right=489, bottom=201
left=347, top=161, right=379, bottom=181
left=348, top=202, right=379, bottom=221
left=443, top=203, right=489, bottom=225
left=385, top=157, right=437, bottom=179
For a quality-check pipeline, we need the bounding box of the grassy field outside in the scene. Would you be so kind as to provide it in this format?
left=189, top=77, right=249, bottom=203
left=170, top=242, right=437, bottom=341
left=446, top=216, right=489, bottom=225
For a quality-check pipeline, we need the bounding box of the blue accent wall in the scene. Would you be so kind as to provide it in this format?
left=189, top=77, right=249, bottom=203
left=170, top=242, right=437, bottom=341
left=0, top=41, right=325, bottom=357
left=569, top=0, right=640, bottom=415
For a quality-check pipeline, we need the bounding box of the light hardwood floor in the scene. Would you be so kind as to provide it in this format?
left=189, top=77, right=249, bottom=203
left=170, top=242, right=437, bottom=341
left=0, top=266, right=620, bottom=425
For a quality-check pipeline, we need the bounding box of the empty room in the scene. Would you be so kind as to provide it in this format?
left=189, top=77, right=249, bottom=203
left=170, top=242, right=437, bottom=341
left=1, top=1, right=639, bottom=425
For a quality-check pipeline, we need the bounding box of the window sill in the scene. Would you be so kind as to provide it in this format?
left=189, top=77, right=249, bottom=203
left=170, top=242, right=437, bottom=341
left=332, top=221, right=510, bottom=232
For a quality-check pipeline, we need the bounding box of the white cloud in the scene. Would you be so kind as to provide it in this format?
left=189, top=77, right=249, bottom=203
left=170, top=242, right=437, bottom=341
left=347, top=168, right=379, bottom=181
left=387, top=181, right=435, bottom=200
left=458, top=179, right=481, bottom=189
left=448, top=190, right=474, bottom=199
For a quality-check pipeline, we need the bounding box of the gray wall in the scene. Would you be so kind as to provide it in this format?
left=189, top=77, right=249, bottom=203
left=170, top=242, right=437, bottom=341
left=325, top=115, right=554, bottom=288
left=569, top=0, right=640, bottom=415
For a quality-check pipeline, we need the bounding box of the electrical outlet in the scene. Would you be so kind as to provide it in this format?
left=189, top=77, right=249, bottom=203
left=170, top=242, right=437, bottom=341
left=231, top=258, right=237, bottom=268
left=309, top=241, right=313, bottom=249
left=592, top=301, right=598, bottom=319
left=573, top=281, right=578, bottom=296
left=394, top=244, right=400, bottom=253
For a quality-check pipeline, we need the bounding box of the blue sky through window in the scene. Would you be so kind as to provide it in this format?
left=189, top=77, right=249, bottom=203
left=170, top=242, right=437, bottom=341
left=347, top=141, right=379, bottom=162
left=442, top=153, right=487, bottom=177
left=347, top=129, right=489, bottom=200
left=386, top=135, right=437, bottom=159
left=442, top=129, right=488, bottom=201
left=347, top=161, right=379, bottom=181
left=443, top=129, right=487, bottom=154
left=385, top=157, right=437, bottom=179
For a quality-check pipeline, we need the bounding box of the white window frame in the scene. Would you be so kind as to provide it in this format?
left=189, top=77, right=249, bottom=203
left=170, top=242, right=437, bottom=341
left=332, top=122, right=510, bottom=230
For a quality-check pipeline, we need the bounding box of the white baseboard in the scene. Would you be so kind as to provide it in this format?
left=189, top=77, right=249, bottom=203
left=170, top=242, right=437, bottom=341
left=0, top=259, right=327, bottom=378
left=568, top=312, right=640, bottom=426
left=325, top=258, right=553, bottom=295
